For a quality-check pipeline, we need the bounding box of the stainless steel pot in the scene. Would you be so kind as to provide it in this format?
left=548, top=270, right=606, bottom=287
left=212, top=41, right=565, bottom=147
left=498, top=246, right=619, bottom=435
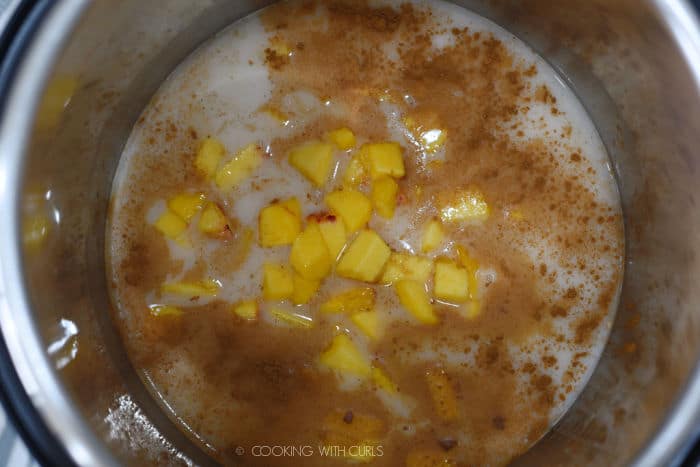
left=0, top=0, right=699, bottom=465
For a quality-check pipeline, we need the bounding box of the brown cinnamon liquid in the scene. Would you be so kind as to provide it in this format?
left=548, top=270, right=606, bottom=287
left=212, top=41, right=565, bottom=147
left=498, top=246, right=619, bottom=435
left=107, top=1, right=624, bottom=465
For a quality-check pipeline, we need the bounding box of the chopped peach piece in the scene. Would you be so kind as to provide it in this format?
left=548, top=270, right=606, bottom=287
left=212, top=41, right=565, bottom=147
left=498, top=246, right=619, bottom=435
left=319, top=334, right=372, bottom=378
left=270, top=307, right=314, bottom=328
left=289, top=141, right=334, bottom=187
left=168, top=192, right=206, bottom=223
left=290, top=223, right=332, bottom=280
left=214, top=143, right=263, bottom=191
left=343, top=154, right=369, bottom=187
left=395, top=280, right=437, bottom=325
left=325, top=189, right=372, bottom=233
left=320, top=287, right=375, bottom=314
left=439, top=188, right=490, bottom=224
left=434, top=259, right=469, bottom=303
left=263, top=263, right=294, bottom=301
left=363, top=142, right=405, bottom=179
left=456, top=246, right=480, bottom=299
left=425, top=369, right=459, bottom=422
left=372, top=176, right=399, bottom=219
left=161, top=279, right=220, bottom=298
left=259, top=200, right=301, bottom=247
left=232, top=301, right=258, bottom=321
left=404, top=115, right=448, bottom=155
left=327, top=127, right=356, bottom=150
left=337, top=230, right=391, bottom=283
left=351, top=311, right=383, bottom=341
left=315, top=215, right=347, bottom=260
left=381, top=253, right=433, bottom=285
left=148, top=304, right=184, bottom=318
left=292, top=274, right=321, bottom=305
left=198, top=202, right=229, bottom=235
left=195, top=137, right=225, bottom=179
left=421, top=219, right=444, bottom=253
left=154, top=210, right=187, bottom=239
left=280, top=197, right=302, bottom=218
left=372, top=366, right=397, bottom=393
left=456, top=245, right=479, bottom=274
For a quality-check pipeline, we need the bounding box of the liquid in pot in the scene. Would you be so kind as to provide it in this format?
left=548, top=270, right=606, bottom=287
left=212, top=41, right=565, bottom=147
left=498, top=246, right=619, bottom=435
left=107, top=1, right=624, bottom=465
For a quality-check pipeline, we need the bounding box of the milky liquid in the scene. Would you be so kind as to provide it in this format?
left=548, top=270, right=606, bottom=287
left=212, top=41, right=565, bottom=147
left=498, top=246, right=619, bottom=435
left=107, top=1, right=624, bottom=465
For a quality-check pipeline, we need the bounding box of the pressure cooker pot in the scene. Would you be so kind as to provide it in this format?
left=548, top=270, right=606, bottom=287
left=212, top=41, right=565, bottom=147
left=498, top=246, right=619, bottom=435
left=0, top=0, right=700, bottom=465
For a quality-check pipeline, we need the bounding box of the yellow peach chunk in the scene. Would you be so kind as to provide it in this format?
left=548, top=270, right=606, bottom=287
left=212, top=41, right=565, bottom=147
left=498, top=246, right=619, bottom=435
left=434, top=260, right=469, bottom=303
left=292, top=274, right=321, bottom=305
left=381, top=253, right=433, bottom=285
left=270, top=307, right=314, bottom=329
left=456, top=246, right=480, bottom=299
left=337, top=230, right=391, bottom=283
left=325, top=189, right=373, bottom=233
left=343, top=154, right=369, bottom=187
left=351, top=311, right=383, bottom=341
left=148, top=304, right=184, bottom=318
left=406, top=450, right=456, bottom=467
left=425, top=369, right=459, bottom=422
left=371, top=366, right=397, bottom=393
left=280, top=197, right=301, bottom=218
left=403, top=112, right=448, bottom=155
left=395, top=280, right=437, bottom=325
left=363, top=142, right=405, bottom=179
left=232, top=301, right=258, bottom=321
left=154, top=210, right=187, bottom=239
left=372, top=176, right=399, bottom=219
left=456, top=245, right=479, bottom=274
left=161, top=279, right=220, bottom=298
left=404, top=116, right=448, bottom=155
left=315, top=215, right=347, bottom=260
left=167, top=192, right=206, bottom=223
left=321, top=287, right=375, bottom=314
left=195, top=137, right=226, bottom=179
left=214, top=143, right=263, bottom=191
left=420, top=129, right=447, bottom=154
left=290, top=223, right=332, bottom=280
left=326, top=127, right=356, bottom=150
left=263, top=263, right=294, bottom=301
left=421, top=219, right=444, bottom=253
left=289, top=141, right=334, bottom=187
left=319, top=334, right=371, bottom=378
left=439, top=188, right=490, bottom=224
left=258, top=201, right=301, bottom=247
left=198, top=202, right=229, bottom=236
left=238, top=227, right=255, bottom=264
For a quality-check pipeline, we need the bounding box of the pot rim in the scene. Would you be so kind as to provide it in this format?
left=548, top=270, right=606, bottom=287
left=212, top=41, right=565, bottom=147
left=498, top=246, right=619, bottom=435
left=0, top=1, right=698, bottom=466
